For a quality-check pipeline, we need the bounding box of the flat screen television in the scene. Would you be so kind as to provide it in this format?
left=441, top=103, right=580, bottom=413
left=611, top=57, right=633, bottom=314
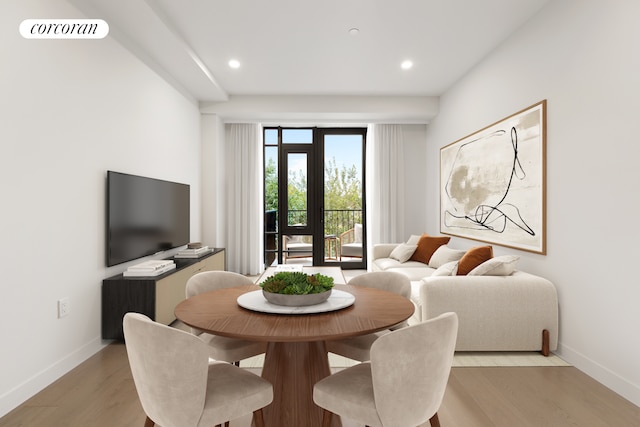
left=106, top=171, right=190, bottom=267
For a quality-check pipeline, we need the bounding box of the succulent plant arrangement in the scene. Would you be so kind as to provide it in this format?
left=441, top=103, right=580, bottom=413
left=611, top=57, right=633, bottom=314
left=260, top=271, right=334, bottom=295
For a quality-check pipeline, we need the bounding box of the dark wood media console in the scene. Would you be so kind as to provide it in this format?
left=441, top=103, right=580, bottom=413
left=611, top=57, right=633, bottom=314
left=102, top=248, right=225, bottom=340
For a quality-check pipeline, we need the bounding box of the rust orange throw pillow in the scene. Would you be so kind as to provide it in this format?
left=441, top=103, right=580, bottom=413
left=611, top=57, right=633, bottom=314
left=410, top=234, right=451, bottom=264
left=457, top=245, right=494, bottom=275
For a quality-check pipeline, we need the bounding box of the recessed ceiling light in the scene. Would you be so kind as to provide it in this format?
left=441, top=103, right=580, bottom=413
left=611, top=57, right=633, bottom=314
left=348, top=28, right=360, bottom=36
left=228, top=59, right=241, bottom=69
left=401, top=60, right=413, bottom=70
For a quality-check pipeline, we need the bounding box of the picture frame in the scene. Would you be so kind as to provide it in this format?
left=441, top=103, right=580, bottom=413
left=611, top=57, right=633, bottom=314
left=440, top=100, right=546, bottom=254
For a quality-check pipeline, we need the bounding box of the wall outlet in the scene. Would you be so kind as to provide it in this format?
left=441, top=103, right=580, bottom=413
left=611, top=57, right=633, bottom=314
left=58, top=297, right=70, bottom=318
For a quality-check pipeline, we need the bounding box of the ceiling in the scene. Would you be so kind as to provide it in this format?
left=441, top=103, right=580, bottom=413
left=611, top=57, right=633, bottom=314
left=71, top=0, right=550, bottom=104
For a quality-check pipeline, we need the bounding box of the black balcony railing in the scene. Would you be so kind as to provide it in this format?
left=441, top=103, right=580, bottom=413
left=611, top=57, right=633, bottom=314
left=264, top=209, right=362, bottom=265
left=284, top=209, right=362, bottom=236
left=323, top=209, right=362, bottom=237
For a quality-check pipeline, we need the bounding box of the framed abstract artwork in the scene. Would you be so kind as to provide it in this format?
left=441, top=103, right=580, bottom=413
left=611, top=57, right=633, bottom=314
left=440, top=100, right=547, bottom=254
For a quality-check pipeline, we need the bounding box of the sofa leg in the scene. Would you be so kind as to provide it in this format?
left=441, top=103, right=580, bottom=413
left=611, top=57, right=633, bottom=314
left=541, top=329, right=550, bottom=356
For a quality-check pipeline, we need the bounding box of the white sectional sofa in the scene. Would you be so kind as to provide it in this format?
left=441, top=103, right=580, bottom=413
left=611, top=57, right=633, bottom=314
left=372, top=240, right=559, bottom=354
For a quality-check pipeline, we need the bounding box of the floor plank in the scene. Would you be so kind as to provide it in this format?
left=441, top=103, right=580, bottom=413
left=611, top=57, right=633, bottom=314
left=1, top=343, right=638, bottom=427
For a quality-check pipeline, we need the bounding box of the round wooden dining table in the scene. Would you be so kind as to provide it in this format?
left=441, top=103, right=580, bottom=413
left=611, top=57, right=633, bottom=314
left=174, top=283, right=414, bottom=427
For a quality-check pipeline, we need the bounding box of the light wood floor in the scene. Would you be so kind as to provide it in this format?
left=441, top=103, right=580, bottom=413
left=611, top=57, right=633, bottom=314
left=1, top=343, right=638, bottom=427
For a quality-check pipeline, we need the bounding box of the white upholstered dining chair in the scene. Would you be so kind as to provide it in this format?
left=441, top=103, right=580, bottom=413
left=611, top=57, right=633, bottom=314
left=185, top=271, right=267, bottom=364
left=314, top=312, right=458, bottom=427
left=326, top=271, right=411, bottom=361
left=123, top=312, right=273, bottom=427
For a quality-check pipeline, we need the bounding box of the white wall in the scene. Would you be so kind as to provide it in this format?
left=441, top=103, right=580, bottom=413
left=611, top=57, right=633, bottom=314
left=0, top=0, right=202, bottom=416
left=424, top=0, right=640, bottom=406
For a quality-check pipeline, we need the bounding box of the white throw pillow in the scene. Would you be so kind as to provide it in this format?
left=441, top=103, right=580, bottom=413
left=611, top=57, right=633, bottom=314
left=406, top=234, right=421, bottom=245
left=468, top=255, right=520, bottom=276
left=389, top=243, right=418, bottom=263
left=354, top=223, right=363, bottom=243
left=428, top=245, right=466, bottom=268
left=431, top=261, right=459, bottom=276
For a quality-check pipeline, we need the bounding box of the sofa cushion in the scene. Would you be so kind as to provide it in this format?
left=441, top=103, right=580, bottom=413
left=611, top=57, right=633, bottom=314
left=468, top=255, right=520, bottom=276
left=374, top=257, right=402, bottom=270
left=457, top=245, right=494, bottom=275
left=375, top=257, right=430, bottom=270
left=387, top=267, right=435, bottom=281
left=406, top=235, right=421, bottom=245
left=428, top=246, right=466, bottom=268
left=287, top=242, right=313, bottom=255
left=341, top=242, right=363, bottom=257
left=354, top=223, right=363, bottom=243
left=409, top=234, right=450, bottom=264
left=389, top=243, right=417, bottom=263
left=431, top=261, right=459, bottom=276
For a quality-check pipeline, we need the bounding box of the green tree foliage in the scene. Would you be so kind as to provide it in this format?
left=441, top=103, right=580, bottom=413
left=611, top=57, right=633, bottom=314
left=265, top=157, right=278, bottom=211
left=324, top=157, right=361, bottom=210
left=264, top=155, right=362, bottom=234
left=288, top=168, right=307, bottom=209
left=264, top=156, right=309, bottom=224
left=323, top=157, right=362, bottom=235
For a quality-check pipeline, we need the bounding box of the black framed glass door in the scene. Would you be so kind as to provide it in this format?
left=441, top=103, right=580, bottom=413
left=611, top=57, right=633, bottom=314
left=317, top=128, right=366, bottom=269
left=263, top=127, right=366, bottom=269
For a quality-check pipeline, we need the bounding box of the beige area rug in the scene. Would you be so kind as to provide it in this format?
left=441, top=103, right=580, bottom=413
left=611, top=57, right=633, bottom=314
left=239, top=352, right=570, bottom=368
left=174, top=328, right=570, bottom=368
left=452, top=351, right=570, bottom=367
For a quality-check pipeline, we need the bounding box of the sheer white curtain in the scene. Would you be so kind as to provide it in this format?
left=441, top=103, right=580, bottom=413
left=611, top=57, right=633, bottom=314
left=225, top=123, right=264, bottom=275
left=366, top=124, right=405, bottom=256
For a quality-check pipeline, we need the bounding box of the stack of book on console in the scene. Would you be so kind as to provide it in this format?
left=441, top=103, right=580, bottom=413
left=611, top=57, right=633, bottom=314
left=123, top=260, right=176, bottom=277
left=175, top=243, right=213, bottom=259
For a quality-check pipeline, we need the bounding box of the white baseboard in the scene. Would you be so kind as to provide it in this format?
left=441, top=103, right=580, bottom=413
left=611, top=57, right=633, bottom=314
left=0, top=337, right=108, bottom=418
left=557, top=342, right=640, bottom=407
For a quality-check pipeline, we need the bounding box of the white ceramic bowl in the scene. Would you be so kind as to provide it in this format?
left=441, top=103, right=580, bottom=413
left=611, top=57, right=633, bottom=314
left=262, top=290, right=332, bottom=306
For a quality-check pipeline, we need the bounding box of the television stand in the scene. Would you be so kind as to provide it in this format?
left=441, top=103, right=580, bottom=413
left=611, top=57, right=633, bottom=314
left=102, top=248, right=225, bottom=340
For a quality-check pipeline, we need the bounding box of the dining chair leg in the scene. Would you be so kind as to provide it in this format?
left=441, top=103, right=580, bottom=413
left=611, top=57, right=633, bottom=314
left=253, top=408, right=266, bottom=427
left=429, top=412, right=441, bottom=427
left=322, top=410, right=333, bottom=427
left=143, top=416, right=154, bottom=427
left=225, top=421, right=230, bottom=427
